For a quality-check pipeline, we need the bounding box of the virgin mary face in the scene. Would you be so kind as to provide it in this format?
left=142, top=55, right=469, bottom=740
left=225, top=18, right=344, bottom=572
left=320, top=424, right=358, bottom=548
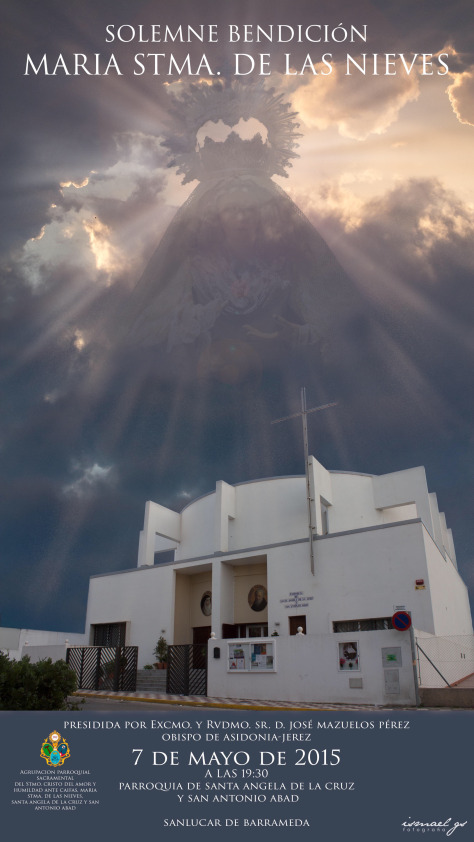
left=216, top=189, right=260, bottom=249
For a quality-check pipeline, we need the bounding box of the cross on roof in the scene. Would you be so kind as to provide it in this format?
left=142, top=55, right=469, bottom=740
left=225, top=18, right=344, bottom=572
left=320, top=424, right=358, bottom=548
left=271, top=388, right=337, bottom=575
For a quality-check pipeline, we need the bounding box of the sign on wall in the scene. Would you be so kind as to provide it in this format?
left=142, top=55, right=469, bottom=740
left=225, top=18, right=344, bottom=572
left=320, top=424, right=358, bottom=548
left=381, top=647, right=403, bottom=668
left=338, top=641, right=360, bottom=671
left=280, top=591, right=315, bottom=610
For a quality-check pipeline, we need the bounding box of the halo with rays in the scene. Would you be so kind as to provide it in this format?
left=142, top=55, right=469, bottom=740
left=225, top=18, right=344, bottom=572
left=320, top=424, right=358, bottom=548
left=162, top=80, right=302, bottom=183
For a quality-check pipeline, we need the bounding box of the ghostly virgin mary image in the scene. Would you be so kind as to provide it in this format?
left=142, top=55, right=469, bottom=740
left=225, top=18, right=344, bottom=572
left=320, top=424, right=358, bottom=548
left=119, top=81, right=367, bottom=381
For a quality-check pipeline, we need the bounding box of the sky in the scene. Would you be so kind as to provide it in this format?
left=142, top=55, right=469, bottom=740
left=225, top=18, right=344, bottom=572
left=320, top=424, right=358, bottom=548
left=1, top=0, right=473, bottom=633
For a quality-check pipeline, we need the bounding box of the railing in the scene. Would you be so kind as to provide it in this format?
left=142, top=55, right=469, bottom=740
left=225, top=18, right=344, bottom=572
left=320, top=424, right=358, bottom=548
left=167, top=644, right=207, bottom=695
left=66, top=646, right=138, bottom=692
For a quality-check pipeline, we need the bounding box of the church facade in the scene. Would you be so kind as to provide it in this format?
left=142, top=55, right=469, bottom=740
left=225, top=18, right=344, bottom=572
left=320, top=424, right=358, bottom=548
left=84, top=457, right=473, bottom=705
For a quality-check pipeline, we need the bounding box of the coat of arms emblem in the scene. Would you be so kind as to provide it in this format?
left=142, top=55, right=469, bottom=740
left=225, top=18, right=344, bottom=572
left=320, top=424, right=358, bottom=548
left=40, top=731, right=70, bottom=766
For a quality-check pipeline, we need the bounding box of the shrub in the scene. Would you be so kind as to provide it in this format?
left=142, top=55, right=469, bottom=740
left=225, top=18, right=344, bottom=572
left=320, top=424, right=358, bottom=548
left=0, top=653, right=77, bottom=710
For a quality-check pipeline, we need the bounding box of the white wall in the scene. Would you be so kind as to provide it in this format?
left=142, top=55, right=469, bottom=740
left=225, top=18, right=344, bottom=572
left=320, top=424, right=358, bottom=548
left=229, top=478, right=307, bottom=550
left=137, top=463, right=457, bottom=571
left=207, top=631, right=416, bottom=706
left=138, top=500, right=180, bottom=565
left=86, top=565, right=176, bottom=666
left=0, top=627, right=20, bottom=655
left=23, top=644, right=69, bottom=663
left=373, top=466, right=431, bottom=529
left=178, top=478, right=307, bottom=558
left=179, top=495, right=216, bottom=558
left=263, top=522, right=435, bottom=636
left=328, top=473, right=381, bottom=533
left=422, top=531, right=473, bottom=636
left=87, top=516, right=472, bottom=672
left=86, top=462, right=472, bottom=697
left=214, top=481, right=236, bottom=553
left=0, top=628, right=87, bottom=661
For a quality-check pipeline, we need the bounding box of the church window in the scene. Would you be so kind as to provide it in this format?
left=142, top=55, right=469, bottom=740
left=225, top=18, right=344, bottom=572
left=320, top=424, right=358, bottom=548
left=333, top=617, right=392, bottom=632
left=92, top=622, right=126, bottom=646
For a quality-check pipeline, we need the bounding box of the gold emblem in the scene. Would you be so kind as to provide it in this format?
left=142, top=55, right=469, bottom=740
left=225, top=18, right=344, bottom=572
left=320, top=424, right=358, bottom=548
left=40, top=730, right=70, bottom=766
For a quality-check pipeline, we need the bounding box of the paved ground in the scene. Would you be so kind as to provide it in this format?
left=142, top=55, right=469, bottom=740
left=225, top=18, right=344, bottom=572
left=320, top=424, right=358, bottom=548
left=71, top=690, right=407, bottom=711
left=68, top=696, right=221, bottom=712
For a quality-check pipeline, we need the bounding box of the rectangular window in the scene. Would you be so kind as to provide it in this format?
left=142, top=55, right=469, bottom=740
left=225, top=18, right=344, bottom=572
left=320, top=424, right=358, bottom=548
left=223, top=624, right=268, bottom=638
left=93, top=622, right=126, bottom=647
left=321, top=502, right=329, bottom=535
left=247, top=624, right=268, bottom=638
left=154, top=549, right=176, bottom=565
left=333, top=617, right=392, bottom=633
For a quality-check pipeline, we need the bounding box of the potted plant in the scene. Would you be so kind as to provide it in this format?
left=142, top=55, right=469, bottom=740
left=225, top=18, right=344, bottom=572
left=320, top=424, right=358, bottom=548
left=153, top=636, right=168, bottom=669
left=100, top=653, right=128, bottom=686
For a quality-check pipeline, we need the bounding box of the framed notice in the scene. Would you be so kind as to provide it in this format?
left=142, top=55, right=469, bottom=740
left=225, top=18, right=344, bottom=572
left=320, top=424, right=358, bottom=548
left=227, top=641, right=275, bottom=672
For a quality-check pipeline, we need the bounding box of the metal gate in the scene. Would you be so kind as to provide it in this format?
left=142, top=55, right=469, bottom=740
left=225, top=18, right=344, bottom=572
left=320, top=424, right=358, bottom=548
left=166, top=644, right=207, bottom=695
left=66, top=646, right=138, bottom=692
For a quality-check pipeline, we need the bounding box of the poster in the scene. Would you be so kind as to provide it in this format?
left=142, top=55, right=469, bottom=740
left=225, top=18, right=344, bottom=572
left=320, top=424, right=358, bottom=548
left=1, top=0, right=473, bottom=840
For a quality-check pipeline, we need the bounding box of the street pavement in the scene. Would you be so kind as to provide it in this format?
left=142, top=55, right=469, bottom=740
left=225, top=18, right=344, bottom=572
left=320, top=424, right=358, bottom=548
left=71, top=690, right=413, bottom=712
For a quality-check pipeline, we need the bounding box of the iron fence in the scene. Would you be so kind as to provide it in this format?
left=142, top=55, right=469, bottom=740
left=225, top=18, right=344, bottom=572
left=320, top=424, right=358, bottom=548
left=66, top=646, right=138, bottom=692
left=167, top=644, right=207, bottom=696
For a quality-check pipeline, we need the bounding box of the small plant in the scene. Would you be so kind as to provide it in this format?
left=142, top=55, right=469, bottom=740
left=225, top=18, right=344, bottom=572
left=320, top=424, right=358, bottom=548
left=101, top=653, right=127, bottom=679
left=271, top=631, right=279, bottom=637
left=143, top=664, right=153, bottom=670
left=154, top=636, right=168, bottom=665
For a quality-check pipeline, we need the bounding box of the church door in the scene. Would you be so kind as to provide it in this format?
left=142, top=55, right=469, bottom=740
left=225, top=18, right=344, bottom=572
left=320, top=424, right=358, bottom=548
left=193, top=626, right=211, bottom=646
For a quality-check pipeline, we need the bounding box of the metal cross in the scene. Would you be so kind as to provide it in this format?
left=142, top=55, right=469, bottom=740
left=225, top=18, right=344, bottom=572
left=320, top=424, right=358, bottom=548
left=271, top=388, right=337, bottom=575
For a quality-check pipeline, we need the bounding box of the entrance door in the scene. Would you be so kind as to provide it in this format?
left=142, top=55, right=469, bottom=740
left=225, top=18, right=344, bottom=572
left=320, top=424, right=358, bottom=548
left=289, top=616, right=307, bottom=635
left=193, top=627, right=211, bottom=646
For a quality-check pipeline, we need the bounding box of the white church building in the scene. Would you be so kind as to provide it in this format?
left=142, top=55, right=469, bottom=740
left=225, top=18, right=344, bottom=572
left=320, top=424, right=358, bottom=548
left=84, top=457, right=473, bottom=706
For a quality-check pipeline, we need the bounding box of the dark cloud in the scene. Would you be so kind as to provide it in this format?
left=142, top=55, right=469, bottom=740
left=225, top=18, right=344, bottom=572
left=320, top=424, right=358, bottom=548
left=370, top=0, right=474, bottom=64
